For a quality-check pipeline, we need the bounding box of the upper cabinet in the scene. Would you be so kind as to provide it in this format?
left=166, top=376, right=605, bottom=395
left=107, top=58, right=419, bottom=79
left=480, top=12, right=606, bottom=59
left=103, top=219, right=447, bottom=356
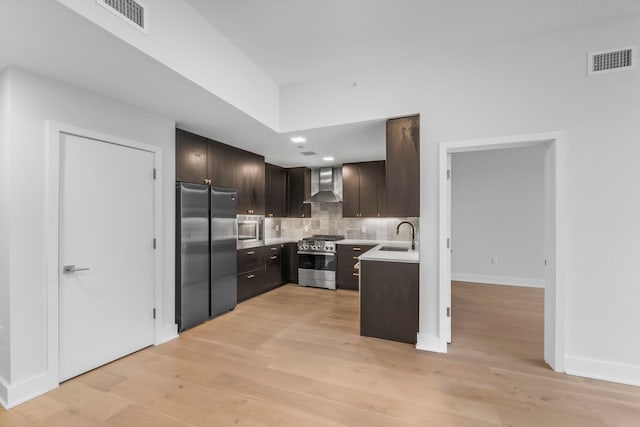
left=386, top=116, right=420, bottom=217
left=265, top=163, right=287, bottom=218
left=233, top=148, right=265, bottom=215
left=175, top=129, right=208, bottom=184
left=286, top=167, right=311, bottom=218
left=342, top=161, right=386, bottom=218
left=176, top=128, right=265, bottom=215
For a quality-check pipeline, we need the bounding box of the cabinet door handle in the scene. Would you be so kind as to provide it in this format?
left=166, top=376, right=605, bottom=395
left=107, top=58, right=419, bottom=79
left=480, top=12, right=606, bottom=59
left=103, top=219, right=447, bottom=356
left=246, top=251, right=255, bottom=255
left=247, top=274, right=256, bottom=279
left=270, top=256, right=277, bottom=260
left=353, top=273, right=360, bottom=277
left=353, top=247, right=361, bottom=251
left=271, top=247, right=278, bottom=251
left=352, top=256, right=359, bottom=260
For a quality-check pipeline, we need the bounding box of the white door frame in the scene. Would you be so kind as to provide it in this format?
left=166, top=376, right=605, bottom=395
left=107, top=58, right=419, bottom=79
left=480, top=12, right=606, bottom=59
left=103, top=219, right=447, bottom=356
left=438, top=131, right=566, bottom=372
left=45, top=121, right=164, bottom=390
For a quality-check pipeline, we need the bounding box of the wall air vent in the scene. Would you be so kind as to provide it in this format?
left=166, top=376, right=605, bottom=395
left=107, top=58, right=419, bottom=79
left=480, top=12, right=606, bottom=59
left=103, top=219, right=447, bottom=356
left=97, top=0, right=147, bottom=33
left=300, top=151, right=317, bottom=156
left=588, top=46, right=636, bottom=76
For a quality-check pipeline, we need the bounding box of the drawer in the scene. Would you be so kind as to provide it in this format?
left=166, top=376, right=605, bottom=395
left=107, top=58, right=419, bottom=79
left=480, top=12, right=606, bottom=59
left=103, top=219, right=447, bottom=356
left=337, top=267, right=360, bottom=291
left=337, top=244, right=374, bottom=271
left=237, top=268, right=266, bottom=302
left=237, top=246, right=265, bottom=274
left=265, top=244, right=282, bottom=257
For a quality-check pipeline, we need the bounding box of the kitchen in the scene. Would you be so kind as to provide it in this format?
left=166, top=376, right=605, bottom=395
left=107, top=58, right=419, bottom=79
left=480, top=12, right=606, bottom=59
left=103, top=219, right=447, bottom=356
left=175, top=116, right=420, bottom=344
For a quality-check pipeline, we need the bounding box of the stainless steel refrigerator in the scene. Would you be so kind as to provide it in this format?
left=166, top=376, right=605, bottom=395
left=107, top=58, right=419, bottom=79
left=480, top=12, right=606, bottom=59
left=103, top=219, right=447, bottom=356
left=176, top=182, right=238, bottom=331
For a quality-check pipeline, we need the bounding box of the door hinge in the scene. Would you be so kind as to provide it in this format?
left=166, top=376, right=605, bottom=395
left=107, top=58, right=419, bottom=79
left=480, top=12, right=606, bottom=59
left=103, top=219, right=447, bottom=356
left=447, top=169, right=451, bottom=180
left=153, top=168, right=157, bottom=180
left=153, top=308, right=156, bottom=319
left=446, top=307, right=451, bottom=317
left=446, top=238, right=450, bottom=249
left=153, top=238, right=157, bottom=249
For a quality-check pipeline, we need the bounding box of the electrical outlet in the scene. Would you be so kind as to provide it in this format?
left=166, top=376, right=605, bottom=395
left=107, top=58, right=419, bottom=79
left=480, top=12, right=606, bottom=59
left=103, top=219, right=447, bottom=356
left=304, top=225, right=309, bottom=232
left=361, top=225, right=366, bottom=234
left=275, top=224, right=280, bottom=232
left=491, top=257, right=498, bottom=265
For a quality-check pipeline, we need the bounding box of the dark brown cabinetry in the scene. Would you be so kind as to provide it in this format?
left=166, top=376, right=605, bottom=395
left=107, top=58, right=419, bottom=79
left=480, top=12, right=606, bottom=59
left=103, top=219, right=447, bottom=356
left=386, top=116, right=420, bottom=217
left=265, top=244, right=283, bottom=288
left=233, top=148, right=265, bottom=215
left=286, top=167, right=311, bottom=218
left=265, top=163, right=287, bottom=218
left=237, top=246, right=265, bottom=303
left=206, top=140, right=235, bottom=188
left=282, top=242, right=299, bottom=284
left=342, top=161, right=386, bottom=218
left=175, top=129, right=208, bottom=184
left=336, top=244, right=375, bottom=290
left=360, top=260, right=419, bottom=344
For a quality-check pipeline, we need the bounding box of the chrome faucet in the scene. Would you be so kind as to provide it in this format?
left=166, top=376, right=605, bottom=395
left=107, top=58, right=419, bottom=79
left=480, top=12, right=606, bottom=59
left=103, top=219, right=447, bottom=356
left=396, top=221, right=416, bottom=250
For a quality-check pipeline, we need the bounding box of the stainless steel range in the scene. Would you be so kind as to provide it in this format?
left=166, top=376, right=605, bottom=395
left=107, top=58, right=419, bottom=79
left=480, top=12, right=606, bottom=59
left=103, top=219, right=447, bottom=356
left=297, top=235, right=344, bottom=290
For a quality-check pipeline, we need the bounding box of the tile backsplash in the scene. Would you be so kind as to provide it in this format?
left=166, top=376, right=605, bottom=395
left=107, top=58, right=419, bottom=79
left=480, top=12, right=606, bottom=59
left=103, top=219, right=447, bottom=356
left=265, top=203, right=419, bottom=242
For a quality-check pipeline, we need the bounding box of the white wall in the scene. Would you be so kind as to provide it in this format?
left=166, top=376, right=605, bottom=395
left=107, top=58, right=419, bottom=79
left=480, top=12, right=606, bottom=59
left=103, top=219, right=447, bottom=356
left=56, top=0, right=280, bottom=131
left=451, top=146, right=545, bottom=287
left=0, top=69, right=10, bottom=393
left=279, top=14, right=640, bottom=384
left=1, top=67, right=176, bottom=407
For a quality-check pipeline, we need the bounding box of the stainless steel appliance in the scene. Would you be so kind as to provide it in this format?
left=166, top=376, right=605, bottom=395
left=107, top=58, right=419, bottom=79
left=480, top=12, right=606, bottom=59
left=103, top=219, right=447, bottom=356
left=176, top=183, right=238, bottom=332
left=297, top=235, right=344, bottom=290
left=236, top=214, right=264, bottom=249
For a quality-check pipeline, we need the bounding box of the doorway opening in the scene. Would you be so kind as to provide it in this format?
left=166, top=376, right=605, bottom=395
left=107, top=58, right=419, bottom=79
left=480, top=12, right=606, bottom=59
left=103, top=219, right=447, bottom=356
left=438, top=132, right=565, bottom=372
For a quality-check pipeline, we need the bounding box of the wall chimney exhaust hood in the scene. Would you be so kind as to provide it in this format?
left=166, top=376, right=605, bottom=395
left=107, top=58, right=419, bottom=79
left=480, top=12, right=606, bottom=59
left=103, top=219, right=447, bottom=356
left=304, top=167, right=342, bottom=203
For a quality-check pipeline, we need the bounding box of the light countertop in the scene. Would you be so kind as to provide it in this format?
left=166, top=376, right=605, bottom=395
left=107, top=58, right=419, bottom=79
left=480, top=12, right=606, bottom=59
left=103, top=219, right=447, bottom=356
left=358, top=242, right=419, bottom=264
left=337, top=239, right=411, bottom=246
left=264, top=237, right=298, bottom=246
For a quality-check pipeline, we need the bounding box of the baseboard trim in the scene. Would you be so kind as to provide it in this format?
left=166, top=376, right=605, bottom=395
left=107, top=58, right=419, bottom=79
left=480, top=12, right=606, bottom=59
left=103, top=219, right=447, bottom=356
left=452, top=273, right=544, bottom=288
left=155, top=323, right=179, bottom=345
left=416, top=333, right=447, bottom=353
left=565, top=356, right=640, bottom=388
left=0, top=372, right=56, bottom=409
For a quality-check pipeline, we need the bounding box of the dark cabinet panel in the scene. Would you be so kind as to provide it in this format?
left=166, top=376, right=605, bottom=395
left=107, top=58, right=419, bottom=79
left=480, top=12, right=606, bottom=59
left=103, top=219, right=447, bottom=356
left=234, top=148, right=265, bottom=215
left=286, top=167, right=311, bottom=218
left=282, top=242, right=299, bottom=284
left=386, top=116, right=420, bottom=217
left=336, top=244, right=375, bottom=290
left=377, top=161, right=387, bottom=218
left=360, top=260, right=419, bottom=344
left=342, top=161, right=386, bottom=218
left=175, top=129, right=208, bottom=184
left=359, top=162, right=379, bottom=217
left=265, top=163, right=286, bottom=218
left=207, top=140, right=235, bottom=188
left=341, top=163, right=360, bottom=218
left=265, top=245, right=283, bottom=289
left=237, top=268, right=266, bottom=303
left=237, top=247, right=265, bottom=274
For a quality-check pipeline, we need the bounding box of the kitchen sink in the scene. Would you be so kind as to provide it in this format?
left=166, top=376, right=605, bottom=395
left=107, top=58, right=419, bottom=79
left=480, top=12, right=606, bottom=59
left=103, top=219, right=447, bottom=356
left=379, top=246, right=409, bottom=252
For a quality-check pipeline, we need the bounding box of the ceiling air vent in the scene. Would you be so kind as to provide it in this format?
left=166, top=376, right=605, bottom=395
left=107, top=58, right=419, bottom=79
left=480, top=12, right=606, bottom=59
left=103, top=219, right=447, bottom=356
left=588, top=46, right=636, bottom=76
left=300, top=151, right=317, bottom=156
left=97, top=0, right=147, bottom=33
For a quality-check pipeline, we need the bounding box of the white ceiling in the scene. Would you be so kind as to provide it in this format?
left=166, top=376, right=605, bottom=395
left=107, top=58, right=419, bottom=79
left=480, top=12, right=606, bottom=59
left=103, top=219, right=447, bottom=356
left=2, top=1, right=639, bottom=168
left=186, top=0, right=640, bottom=86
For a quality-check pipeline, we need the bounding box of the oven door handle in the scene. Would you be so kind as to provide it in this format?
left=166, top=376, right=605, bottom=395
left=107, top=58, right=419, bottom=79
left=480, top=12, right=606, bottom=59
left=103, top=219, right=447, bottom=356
left=297, top=251, right=336, bottom=256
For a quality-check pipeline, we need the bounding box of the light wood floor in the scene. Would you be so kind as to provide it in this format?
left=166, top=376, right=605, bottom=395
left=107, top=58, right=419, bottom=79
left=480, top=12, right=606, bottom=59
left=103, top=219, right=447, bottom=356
left=2, top=282, right=640, bottom=426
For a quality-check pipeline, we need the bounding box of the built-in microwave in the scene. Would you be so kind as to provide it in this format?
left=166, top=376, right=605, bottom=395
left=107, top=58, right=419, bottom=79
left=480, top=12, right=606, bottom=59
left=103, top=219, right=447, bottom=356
left=236, top=215, right=264, bottom=248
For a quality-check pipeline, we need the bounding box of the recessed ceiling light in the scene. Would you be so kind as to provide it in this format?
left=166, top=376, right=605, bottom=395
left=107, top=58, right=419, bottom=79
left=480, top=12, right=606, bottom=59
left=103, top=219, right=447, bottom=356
left=291, top=136, right=306, bottom=143
left=322, top=156, right=335, bottom=162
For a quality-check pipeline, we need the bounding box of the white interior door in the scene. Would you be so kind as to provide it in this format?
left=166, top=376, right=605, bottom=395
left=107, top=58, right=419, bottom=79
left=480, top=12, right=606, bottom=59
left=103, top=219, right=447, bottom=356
left=445, top=154, right=452, bottom=343
left=59, top=133, right=155, bottom=382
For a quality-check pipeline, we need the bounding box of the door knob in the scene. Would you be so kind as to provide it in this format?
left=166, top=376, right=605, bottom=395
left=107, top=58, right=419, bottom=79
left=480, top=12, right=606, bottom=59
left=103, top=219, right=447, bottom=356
left=63, top=265, right=91, bottom=274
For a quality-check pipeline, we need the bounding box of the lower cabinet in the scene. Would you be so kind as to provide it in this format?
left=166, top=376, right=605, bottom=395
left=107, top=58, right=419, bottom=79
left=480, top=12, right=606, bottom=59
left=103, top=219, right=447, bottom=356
left=237, top=268, right=266, bottom=303
left=237, top=243, right=288, bottom=303
left=265, top=244, right=283, bottom=289
left=336, top=244, right=375, bottom=290
left=282, top=242, right=299, bottom=284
